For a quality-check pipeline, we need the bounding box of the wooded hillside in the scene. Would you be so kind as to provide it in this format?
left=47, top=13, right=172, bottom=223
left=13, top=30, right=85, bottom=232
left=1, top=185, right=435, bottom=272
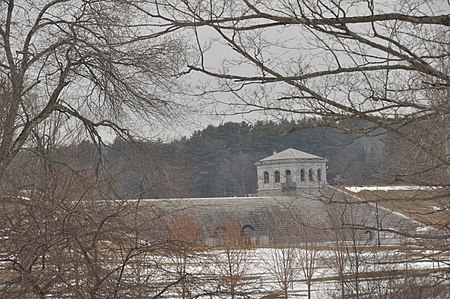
left=102, top=119, right=394, bottom=198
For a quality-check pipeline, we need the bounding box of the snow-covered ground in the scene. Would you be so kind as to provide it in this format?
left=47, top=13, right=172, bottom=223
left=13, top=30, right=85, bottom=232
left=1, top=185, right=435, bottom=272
left=142, top=247, right=450, bottom=298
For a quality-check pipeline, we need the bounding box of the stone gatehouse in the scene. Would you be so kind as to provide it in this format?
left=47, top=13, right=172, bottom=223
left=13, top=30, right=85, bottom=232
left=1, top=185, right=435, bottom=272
left=136, top=148, right=424, bottom=247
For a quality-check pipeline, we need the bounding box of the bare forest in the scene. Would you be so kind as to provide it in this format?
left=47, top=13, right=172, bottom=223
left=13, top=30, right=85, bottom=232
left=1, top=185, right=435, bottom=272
left=1, top=0, right=449, bottom=298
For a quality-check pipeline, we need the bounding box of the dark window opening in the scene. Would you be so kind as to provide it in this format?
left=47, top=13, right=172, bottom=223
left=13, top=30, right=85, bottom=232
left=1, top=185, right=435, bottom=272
left=286, top=170, right=292, bottom=184
left=241, top=225, right=255, bottom=236
left=275, top=171, right=280, bottom=183
left=309, top=169, right=314, bottom=181
left=263, top=171, right=269, bottom=183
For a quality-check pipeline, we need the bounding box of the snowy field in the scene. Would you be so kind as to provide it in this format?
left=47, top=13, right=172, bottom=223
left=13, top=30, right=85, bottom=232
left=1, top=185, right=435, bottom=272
left=141, top=247, right=450, bottom=298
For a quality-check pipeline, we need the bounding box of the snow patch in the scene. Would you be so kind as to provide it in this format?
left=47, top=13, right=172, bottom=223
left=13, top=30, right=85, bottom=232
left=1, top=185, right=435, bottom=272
left=344, top=186, right=441, bottom=193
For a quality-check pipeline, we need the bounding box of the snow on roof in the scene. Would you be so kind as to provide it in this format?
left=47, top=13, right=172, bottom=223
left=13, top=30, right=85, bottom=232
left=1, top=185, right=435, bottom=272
left=259, top=148, right=324, bottom=162
left=344, top=186, right=441, bottom=193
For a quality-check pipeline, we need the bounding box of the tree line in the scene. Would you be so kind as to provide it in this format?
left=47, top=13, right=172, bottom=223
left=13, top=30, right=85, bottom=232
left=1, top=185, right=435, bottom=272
left=36, top=118, right=413, bottom=199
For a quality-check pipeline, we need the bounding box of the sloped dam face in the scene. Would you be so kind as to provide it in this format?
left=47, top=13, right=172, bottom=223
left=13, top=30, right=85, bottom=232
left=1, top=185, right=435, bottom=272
left=134, top=186, right=421, bottom=247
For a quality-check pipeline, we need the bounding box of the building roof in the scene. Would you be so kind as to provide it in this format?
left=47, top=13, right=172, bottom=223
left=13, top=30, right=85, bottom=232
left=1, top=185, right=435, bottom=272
left=259, top=148, right=325, bottom=162
left=132, top=186, right=425, bottom=245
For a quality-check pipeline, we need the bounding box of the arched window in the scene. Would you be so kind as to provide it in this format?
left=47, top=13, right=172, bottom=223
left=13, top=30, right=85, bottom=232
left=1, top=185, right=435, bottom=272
left=263, top=171, right=269, bottom=183
left=300, top=169, right=305, bottom=181
left=241, top=225, right=255, bottom=237
left=274, top=171, right=280, bottom=183
left=317, top=168, right=322, bottom=182
left=309, top=169, right=314, bottom=181
left=285, top=170, right=292, bottom=185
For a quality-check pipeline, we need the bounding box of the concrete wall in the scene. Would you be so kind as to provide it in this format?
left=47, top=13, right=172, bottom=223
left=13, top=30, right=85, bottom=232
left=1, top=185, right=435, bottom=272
left=141, top=187, right=420, bottom=247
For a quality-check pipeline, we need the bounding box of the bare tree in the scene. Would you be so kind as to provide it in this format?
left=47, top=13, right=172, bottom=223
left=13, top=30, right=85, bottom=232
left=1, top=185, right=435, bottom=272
left=2, top=170, right=125, bottom=297
left=0, top=115, right=198, bottom=298
left=209, top=215, right=255, bottom=299
left=261, top=246, right=301, bottom=299
left=0, top=0, right=187, bottom=180
left=153, top=0, right=450, bottom=183
left=167, top=215, right=205, bottom=298
left=0, top=159, right=203, bottom=298
left=260, top=205, right=304, bottom=299
left=151, top=2, right=450, bottom=294
left=217, top=152, right=257, bottom=196
left=298, top=227, right=319, bottom=299
left=0, top=3, right=194, bottom=293
left=107, top=140, right=195, bottom=199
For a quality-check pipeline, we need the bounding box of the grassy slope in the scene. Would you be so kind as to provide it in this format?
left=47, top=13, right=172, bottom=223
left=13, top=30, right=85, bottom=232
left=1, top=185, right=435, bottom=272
left=355, top=189, right=450, bottom=229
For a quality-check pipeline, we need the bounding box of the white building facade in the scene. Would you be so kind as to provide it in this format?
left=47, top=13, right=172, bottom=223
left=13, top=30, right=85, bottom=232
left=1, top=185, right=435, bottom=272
left=255, top=148, right=327, bottom=196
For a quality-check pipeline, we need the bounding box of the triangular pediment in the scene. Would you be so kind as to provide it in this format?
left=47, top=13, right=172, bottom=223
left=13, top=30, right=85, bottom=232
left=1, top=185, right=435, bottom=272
left=260, top=148, right=324, bottom=162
